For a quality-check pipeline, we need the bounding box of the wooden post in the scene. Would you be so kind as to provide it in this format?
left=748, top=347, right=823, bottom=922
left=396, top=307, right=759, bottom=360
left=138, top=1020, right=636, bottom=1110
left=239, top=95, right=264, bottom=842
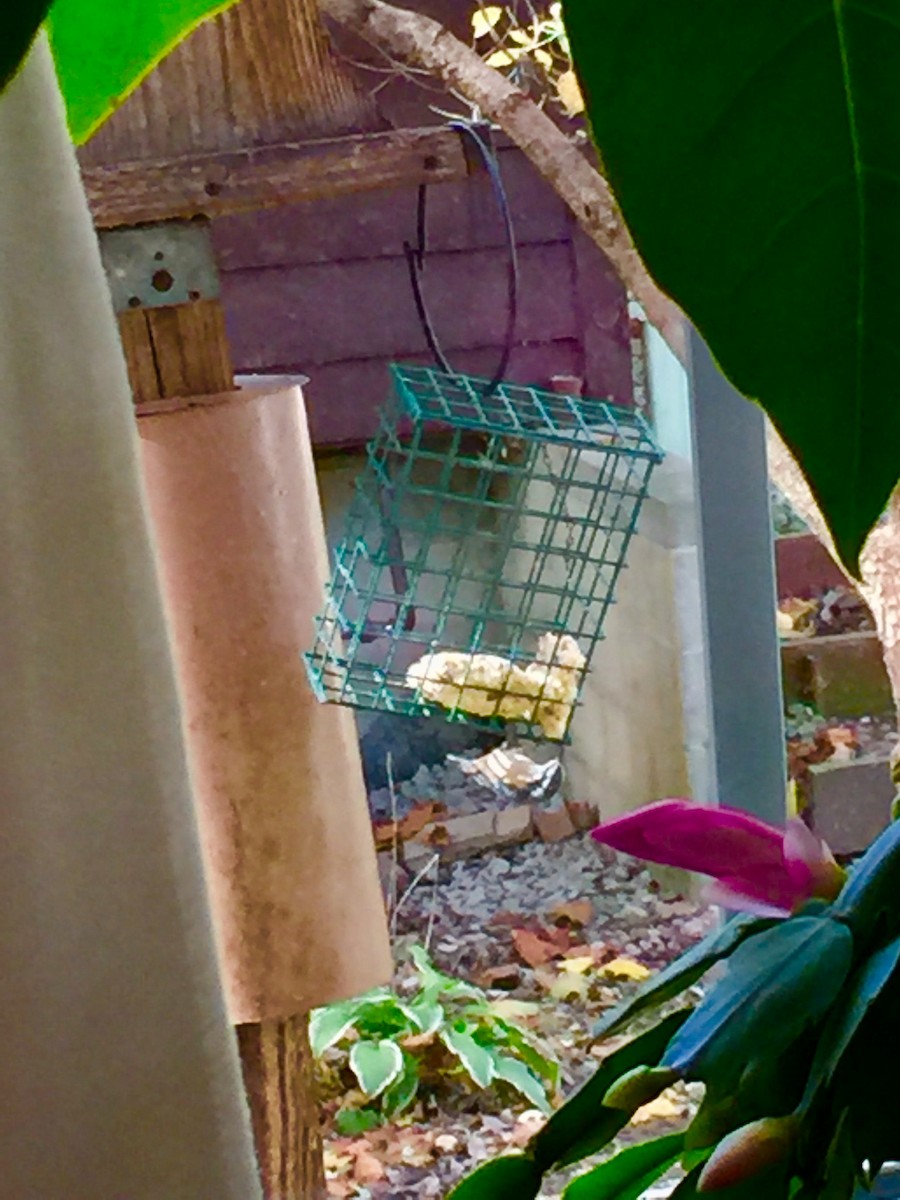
left=116, top=283, right=327, bottom=1199
left=238, top=1017, right=326, bottom=1199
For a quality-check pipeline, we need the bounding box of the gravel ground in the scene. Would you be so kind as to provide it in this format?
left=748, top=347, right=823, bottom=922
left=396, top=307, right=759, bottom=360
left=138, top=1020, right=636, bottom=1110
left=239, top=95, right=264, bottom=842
left=323, top=823, right=716, bottom=1199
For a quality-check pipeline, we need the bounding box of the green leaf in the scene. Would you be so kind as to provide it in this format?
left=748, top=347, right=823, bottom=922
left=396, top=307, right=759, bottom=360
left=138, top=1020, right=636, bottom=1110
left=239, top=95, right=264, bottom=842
left=349, top=1039, right=404, bottom=1099
left=832, top=818, right=900, bottom=941
left=563, top=0, right=900, bottom=571
left=0, top=1, right=53, bottom=94
left=410, top=943, right=484, bottom=1003
left=491, top=1054, right=552, bottom=1113
left=801, top=934, right=900, bottom=1110
left=562, top=1133, right=684, bottom=1200
left=662, top=917, right=853, bottom=1082
left=399, top=998, right=444, bottom=1036
left=447, top=1154, right=543, bottom=1200
left=380, top=1049, right=419, bottom=1119
left=441, top=1026, right=495, bottom=1088
left=530, top=1008, right=692, bottom=1172
left=500, top=1023, right=561, bottom=1089
left=350, top=994, right=416, bottom=1040
left=593, top=914, right=776, bottom=1041
left=669, top=1166, right=703, bottom=1199
left=46, top=0, right=240, bottom=144
left=334, top=1106, right=382, bottom=1136
left=309, top=1001, right=359, bottom=1057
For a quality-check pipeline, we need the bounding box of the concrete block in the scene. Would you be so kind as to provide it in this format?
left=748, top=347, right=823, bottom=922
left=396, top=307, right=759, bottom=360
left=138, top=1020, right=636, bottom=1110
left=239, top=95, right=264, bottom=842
left=806, top=754, right=892, bottom=856
left=441, top=811, right=498, bottom=858
left=781, top=632, right=892, bottom=718
left=493, top=804, right=534, bottom=844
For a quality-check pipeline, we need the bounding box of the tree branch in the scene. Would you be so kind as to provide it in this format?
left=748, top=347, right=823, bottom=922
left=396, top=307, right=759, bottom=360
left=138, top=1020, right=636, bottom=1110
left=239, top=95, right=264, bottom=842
left=320, top=0, right=688, bottom=366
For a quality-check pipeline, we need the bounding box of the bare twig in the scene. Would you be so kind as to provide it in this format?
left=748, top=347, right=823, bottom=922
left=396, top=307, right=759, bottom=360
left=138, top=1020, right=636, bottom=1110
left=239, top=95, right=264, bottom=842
left=386, top=752, right=400, bottom=931
left=392, top=852, right=440, bottom=924
left=320, top=0, right=688, bottom=366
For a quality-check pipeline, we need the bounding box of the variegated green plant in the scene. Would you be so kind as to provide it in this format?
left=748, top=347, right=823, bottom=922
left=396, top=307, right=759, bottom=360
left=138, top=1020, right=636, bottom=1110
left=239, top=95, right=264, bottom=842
left=311, top=944, right=559, bottom=1134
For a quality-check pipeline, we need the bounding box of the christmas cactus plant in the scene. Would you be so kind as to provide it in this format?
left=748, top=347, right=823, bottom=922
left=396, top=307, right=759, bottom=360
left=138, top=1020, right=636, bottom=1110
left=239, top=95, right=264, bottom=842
left=452, top=810, right=900, bottom=1197
left=453, top=2, right=900, bottom=1196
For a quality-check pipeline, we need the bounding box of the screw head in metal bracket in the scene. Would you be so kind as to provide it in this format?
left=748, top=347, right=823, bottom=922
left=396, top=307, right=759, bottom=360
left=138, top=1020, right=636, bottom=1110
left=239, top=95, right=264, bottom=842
left=99, top=219, right=220, bottom=313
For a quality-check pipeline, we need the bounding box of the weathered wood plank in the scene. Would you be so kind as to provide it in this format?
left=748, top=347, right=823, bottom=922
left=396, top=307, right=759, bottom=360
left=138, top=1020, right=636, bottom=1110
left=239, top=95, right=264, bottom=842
left=78, top=0, right=376, bottom=167
left=84, top=129, right=470, bottom=230
left=268, top=341, right=583, bottom=448
left=570, top=223, right=633, bottom=403
left=211, top=145, right=571, bottom=269
left=221, top=242, right=578, bottom=369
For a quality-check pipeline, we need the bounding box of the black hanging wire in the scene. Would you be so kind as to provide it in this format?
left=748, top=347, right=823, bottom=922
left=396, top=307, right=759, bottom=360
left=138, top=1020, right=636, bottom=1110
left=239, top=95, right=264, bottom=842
left=404, top=119, right=519, bottom=398
left=345, top=121, right=520, bottom=645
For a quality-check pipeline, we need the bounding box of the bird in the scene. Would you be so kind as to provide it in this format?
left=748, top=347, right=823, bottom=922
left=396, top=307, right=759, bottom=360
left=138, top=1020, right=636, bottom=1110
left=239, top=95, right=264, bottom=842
left=448, top=744, right=564, bottom=806
left=404, top=631, right=586, bottom=741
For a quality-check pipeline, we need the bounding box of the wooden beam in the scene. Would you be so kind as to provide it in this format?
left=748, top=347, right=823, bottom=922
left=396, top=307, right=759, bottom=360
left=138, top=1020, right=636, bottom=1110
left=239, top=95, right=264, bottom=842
left=84, top=127, right=470, bottom=230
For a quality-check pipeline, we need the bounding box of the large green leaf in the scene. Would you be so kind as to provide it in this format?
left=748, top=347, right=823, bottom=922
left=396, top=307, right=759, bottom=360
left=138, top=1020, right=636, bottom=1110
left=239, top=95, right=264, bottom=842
left=0, top=1, right=54, bottom=93
left=441, top=1025, right=496, bottom=1089
left=800, top=934, right=900, bottom=1110
left=46, top=0, right=240, bottom=144
left=446, top=1154, right=543, bottom=1200
left=530, top=1008, right=691, bottom=1172
left=349, top=1039, right=404, bottom=1099
left=491, top=1053, right=552, bottom=1114
left=832, top=816, right=900, bottom=941
left=562, top=1134, right=684, bottom=1200
left=662, top=917, right=853, bottom=1081
left=563, top=0, right=900, bottom=573
left=593, top=914, right=776, bottom=1042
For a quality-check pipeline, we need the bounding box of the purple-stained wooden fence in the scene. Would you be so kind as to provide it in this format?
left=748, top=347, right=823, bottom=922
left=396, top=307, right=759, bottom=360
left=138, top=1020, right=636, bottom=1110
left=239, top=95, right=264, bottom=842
left=212, top=140, right=632, bottom=449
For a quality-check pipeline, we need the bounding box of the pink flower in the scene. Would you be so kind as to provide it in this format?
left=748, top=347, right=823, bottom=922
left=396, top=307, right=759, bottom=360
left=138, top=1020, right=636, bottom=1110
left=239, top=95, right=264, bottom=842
left=590, top=799, right=844, bottom=917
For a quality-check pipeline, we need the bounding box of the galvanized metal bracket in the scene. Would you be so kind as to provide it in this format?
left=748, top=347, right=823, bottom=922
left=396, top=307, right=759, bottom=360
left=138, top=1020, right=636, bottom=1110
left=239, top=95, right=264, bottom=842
left=99, top=218, right=220, bottom=313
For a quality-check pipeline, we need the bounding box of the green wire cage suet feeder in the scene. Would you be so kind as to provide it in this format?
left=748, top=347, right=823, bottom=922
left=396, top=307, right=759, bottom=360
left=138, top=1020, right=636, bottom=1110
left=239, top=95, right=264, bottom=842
left=304, top=363, right=663, bottom=743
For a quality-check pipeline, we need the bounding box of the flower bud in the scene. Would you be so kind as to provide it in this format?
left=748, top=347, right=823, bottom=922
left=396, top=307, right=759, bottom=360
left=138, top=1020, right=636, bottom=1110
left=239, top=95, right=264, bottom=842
left=601, top=1065, right=680, bottom=1112
left=697, top=1116, right=799, bottom=1192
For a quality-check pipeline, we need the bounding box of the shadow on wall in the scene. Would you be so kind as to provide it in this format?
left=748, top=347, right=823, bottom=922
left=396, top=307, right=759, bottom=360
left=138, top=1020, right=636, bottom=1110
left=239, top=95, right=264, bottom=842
left=509, top=448, right=693, bottom=820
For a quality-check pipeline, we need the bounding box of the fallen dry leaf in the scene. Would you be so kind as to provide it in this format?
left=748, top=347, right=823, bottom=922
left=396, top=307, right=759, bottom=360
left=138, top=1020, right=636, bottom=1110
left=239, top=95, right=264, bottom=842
left=601, top=957, right=652, bottom=981
left=400, top=1032, right=436, bottom=1052
left=564, top=942, right=594, bottom=960
left=476, top=963, right=522, bottom=990
left=549, top=974, right=590, bottom=1002
left=489, top=998, right=541, bottom=1023
left=512, top=928, right=560, bottom=968
left=352, top=1148, right=385, bottom=1185
left=510, top=1110, right=547, bottom=1146
left=557, top=955, right=594, bottom=975
left=400, top=802, right=442, bottom=840
left=632, top=1089, right=687, bottom=1123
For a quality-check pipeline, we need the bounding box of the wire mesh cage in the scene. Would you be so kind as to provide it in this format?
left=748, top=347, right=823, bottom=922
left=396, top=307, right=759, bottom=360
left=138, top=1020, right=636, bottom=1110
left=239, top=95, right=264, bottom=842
left=304, top=364, right=664, bottom=743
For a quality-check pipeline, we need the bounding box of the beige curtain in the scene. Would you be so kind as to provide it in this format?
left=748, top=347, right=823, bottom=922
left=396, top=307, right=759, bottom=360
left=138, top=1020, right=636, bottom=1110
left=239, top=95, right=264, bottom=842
left=0, top=36, right=262, bottom=1199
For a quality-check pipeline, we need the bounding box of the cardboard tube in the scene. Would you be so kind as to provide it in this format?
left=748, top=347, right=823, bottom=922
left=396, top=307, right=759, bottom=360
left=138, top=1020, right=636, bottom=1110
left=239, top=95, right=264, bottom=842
left=138, top=386, right=391, bottom=1022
